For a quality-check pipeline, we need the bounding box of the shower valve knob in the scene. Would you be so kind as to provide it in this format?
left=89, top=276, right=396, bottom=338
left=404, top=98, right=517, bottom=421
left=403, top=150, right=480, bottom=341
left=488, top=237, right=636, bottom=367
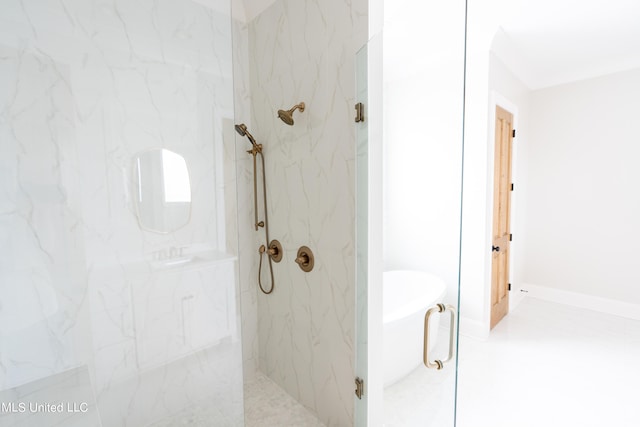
left=295, top=246, right=314, bottom=272
left=268, top=240, right=283, bottom=262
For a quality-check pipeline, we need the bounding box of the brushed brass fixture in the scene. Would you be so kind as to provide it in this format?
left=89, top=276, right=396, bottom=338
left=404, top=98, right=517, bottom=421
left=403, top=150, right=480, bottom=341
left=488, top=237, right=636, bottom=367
left=235, top=123, right=260, bottom=150
left=236, top=123, right=263, bottom=231
left=355, top=102, right=365, bottom=123
left=267, top=240, right=283, bottom=262
left=355, top=377, right=364, bottom=399
left=235, top=123, right=276, bottom=294
left=277, top=102, right=305, bottom=126
left=295, top=246, right=314, bottom=272
left=257, top=245, right=273, bottom=293
left=423, top=303, right=457, bottom=370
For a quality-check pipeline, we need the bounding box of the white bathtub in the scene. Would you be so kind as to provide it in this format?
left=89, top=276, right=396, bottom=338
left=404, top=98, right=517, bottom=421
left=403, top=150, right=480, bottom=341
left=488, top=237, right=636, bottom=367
left=383, top=270, right=447, bottom=387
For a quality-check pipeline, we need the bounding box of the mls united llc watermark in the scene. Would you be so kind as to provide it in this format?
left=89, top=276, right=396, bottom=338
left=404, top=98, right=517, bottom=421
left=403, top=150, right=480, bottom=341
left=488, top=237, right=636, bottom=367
left=1, top=401, right=89, bottom=414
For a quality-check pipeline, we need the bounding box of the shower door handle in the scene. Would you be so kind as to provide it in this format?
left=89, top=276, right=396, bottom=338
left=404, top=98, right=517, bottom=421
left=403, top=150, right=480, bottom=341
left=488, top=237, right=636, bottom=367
left=423, top=303, right=457, bottom=370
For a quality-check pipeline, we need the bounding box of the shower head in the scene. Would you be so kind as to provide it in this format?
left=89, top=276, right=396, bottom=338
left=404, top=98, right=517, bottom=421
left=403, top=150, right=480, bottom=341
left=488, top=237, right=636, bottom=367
left=235, top=123, right=258, bottom=147
left=234, top=123, right=247, bottom=137
left=277, top=102, right=305, bottom=126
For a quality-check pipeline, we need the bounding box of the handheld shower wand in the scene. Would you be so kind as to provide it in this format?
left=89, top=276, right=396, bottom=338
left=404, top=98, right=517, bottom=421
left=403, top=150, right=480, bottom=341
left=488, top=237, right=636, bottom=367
left=234, top=123, right=259, bottom=148
left=234, top=123, right=278, bottom=295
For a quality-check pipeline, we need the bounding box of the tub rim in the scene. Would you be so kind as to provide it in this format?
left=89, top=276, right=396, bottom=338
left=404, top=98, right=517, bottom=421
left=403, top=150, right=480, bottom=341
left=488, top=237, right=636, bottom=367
left=383, top=269, right=447, bottom=324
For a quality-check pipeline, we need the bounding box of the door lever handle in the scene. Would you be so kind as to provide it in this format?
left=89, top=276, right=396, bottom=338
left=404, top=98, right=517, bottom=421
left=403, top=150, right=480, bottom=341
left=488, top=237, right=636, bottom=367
left=492, top=245, right=500, bottom=252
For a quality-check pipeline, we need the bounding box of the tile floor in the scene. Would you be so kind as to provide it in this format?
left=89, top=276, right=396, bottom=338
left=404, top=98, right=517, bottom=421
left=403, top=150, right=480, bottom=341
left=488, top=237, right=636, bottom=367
left=456, top=297, right=640, bottom=426
left=384, top=297, right=640, bottom=426
left=236, top=297, right=640, bottom=427
left=384, top=326, right=457, bottom=426
left=244, top=372, right=325, bottom=427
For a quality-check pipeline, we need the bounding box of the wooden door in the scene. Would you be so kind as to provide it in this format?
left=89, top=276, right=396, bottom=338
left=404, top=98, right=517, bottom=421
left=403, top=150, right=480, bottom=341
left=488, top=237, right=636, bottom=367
left=490, top=106, right=514, bottom=329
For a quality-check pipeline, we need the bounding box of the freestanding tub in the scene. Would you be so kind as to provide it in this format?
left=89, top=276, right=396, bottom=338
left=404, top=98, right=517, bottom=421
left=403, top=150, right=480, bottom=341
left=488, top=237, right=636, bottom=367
left=383, top=270, right=447, bottom=387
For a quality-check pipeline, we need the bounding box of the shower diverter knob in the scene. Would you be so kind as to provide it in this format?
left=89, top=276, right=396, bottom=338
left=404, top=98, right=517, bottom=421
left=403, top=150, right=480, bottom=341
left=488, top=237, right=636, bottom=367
left=267, top=240, right=283, bottom=262
left=295, top=246, right=314, bottom=272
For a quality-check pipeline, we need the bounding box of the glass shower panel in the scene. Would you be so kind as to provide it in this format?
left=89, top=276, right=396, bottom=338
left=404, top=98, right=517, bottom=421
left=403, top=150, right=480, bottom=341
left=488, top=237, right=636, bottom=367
left=379, top=0, right=467, bottom=425
left=0, top=1, right=242, bottom=426
left=355, top=33, right=384, bottom=426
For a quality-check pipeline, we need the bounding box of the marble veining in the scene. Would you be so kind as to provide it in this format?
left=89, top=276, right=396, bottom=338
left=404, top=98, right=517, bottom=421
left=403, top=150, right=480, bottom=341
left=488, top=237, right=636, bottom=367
left=232, top=16, right=261, bottom=383
left=1, top=0, right=243, bottom=425
left=237, top=0, right=367, bottom=424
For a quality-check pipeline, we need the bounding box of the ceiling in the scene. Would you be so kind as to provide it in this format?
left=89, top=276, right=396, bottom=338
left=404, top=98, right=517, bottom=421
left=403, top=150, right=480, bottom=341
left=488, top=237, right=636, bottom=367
left=493, top=0, right=640, bottom=88
left=235, top=0, right=640, bottom=89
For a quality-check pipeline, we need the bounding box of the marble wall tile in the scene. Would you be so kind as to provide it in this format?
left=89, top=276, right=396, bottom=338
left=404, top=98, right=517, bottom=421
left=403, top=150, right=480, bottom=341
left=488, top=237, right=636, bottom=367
left=1, top=0, right=243, bottom=425
left=232, top=17, right=261, bottom=382
left=0, top=42, right=91, bottom=391
left=0, top=367, right=101, bottom=427
left=241, top=0, right=367, bottom=424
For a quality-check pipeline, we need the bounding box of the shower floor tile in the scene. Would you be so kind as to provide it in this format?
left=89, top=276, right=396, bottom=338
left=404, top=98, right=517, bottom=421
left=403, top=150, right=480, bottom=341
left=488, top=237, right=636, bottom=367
left=244, top=372, right=325, bottom=427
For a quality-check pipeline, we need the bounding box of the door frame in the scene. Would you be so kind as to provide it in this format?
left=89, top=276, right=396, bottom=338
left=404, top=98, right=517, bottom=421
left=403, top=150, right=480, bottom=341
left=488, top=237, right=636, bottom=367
left=484, top=92, right=523, bottom=329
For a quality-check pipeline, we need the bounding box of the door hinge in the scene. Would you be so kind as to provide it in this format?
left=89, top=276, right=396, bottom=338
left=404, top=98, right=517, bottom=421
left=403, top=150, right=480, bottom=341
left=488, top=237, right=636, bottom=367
left=511, top=183, right=514, bottom=191
left=508, top=283, right=512, bottom=291
left=355, top=377, right=364, bottom=399
left=355, top=102, right=365, bottom=123
left=509, top=233, right=513, bottom=241
left=512, top=129, right=516, bottom=138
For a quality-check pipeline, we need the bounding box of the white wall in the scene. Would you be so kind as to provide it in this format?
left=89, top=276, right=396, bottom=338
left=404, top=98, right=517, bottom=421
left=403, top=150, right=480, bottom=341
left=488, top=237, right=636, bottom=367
left=379, top=2, right=465, bottom=424
left=487, top=53, right=532, bottom=312
left=524, top=68, right=640, bottom=304
left=463, top=27, right=640, bottom=335
left=459, top=0, right=505, bottom=336
left=382, top=0, right=466, bottom=310
left=460, top=0, right=538, bottom=336
left=383, top=75, right=464, bottom=306
left=462, top=0, right=640, bottom=337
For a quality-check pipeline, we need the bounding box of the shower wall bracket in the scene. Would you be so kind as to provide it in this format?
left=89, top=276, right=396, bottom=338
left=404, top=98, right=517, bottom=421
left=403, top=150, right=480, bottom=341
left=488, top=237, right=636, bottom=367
left=355, top=102, right=365, bottom=123
left=355, top=377, right=364, bottom=399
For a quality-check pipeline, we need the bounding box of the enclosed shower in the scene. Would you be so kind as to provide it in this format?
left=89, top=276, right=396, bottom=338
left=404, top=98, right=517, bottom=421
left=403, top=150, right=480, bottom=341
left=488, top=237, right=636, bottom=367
left=2, top=0, right=368, bottom=425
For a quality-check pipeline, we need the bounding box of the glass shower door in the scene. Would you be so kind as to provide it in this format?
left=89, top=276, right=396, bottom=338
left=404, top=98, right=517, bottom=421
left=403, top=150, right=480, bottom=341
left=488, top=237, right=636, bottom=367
left=0, top=1, right=243, bottom=426
left=355, top=0, right=467, bottom=425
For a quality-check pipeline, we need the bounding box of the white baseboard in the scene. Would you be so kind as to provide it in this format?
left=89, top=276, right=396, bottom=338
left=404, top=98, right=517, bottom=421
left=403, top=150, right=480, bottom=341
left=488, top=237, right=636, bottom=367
left=458, top=316, right=489, bottom=340
left=522, top=283, right=640, bottom=321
